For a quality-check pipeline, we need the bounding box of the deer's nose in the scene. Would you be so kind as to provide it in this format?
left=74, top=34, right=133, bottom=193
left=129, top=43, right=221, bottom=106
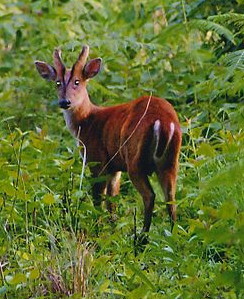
left=59, top=99, right=71, bottom=109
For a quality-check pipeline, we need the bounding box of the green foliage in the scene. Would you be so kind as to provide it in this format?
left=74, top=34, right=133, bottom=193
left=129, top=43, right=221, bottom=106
left=0, top=0, right=243, bottom=298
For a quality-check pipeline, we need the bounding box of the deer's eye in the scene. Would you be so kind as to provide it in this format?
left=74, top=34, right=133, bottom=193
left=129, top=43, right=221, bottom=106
left=56, top=80, right=61, bottom=87
left=74, top=80, right=80, bottom=86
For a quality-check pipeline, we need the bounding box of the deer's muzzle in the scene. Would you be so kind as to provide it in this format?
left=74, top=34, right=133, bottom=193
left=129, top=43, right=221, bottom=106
left=59, top=99, right=71, bottom=110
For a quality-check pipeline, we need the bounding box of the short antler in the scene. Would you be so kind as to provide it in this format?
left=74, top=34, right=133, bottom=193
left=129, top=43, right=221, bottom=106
left=72, top=45, right=90, bottom=76
left=53, top=48, right=65, bottom=77
left=78, top=45, right=90, bottom=67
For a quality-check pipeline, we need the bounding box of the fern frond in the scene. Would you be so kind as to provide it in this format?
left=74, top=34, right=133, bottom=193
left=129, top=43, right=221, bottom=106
left=208, top=13, right=244, bottom=32
left=188, top=19, right=235, bottom=43
left=219, top=49, right=244, bottom=70
left=156, top=19, right=235, bottom=44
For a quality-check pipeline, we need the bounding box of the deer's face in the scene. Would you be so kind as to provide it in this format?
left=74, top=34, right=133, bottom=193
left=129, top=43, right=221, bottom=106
left=35, top=46, right=101, bottom=110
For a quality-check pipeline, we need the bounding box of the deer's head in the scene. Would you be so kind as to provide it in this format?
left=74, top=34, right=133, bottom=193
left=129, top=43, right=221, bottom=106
left=35, top=45, right=102, bottom=110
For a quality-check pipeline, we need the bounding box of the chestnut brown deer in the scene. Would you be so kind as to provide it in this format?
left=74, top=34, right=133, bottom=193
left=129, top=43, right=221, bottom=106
left=35, top=45, right=181, bottom=234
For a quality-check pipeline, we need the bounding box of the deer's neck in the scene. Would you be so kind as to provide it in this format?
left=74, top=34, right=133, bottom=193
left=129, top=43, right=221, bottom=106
left=63, top=94, right=97, bottom=137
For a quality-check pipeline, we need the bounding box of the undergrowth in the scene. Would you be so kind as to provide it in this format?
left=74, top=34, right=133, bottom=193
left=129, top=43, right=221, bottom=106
left=0, top=0, right=243, bottom=298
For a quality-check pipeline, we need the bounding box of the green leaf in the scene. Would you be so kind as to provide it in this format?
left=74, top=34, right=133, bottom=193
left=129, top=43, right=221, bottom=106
left=29, top=269, right=40, bottom=280
left=197, top=143, right=215, bottom=158
left=201, top=160, right=244, bottom=191
left=54, top=158, right=75, bottom=170
left=215, top=271, right=237, bottom=287
left=126, top=262, right=156, bottom=291
left=218, top=200, right=237, bottom=220
left=103, top=288, right=125, bottom=295
left=219, top=50, right=244, bottom=70
left=99, top=280, right=110, bottom=293
left=9, top=273, right=27, bottom=285
left=42, top=193, right=55, bottom=205
left=127, top=285, right=150, bottom=299
left=189, top=19, right=235, bottom=43
left=1, top=183, right=16, bottom=196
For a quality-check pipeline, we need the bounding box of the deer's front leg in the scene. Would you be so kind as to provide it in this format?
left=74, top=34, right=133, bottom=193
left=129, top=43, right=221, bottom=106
left=90, top=165, right=108, bottom=207
left=106, top=171, right=121, bottom=215
left=91, top=180, right=107, bottom=207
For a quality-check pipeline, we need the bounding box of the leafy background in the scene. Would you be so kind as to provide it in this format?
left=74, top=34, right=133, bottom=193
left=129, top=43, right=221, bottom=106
left=0, top=0, right=244, bottom=298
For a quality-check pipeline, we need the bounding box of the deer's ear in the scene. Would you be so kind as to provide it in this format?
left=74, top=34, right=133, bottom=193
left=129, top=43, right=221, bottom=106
left=83, top=58, right=102, bottom=79
left=34, top=61, right=57, bottom=81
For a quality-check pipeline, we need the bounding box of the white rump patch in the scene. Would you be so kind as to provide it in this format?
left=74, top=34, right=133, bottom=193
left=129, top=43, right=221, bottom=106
left=153, top=120, right=161, bottom=160
left=153, top=121, right=175, bottom=162
left=169, top=122, right=175, bottom=142
left=154, top=119, right=160, bottom=132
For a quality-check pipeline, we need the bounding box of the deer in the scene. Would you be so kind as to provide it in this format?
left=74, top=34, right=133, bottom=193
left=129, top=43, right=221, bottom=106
left=35, top=45, right=182, bottom=237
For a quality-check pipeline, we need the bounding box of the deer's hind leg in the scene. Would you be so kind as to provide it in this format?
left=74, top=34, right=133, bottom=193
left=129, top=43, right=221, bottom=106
left=156, top=166, right=177, bottom=225
left=128, top=170, right=155, bottom=233
left=155, top=135, right=181, bottom=229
